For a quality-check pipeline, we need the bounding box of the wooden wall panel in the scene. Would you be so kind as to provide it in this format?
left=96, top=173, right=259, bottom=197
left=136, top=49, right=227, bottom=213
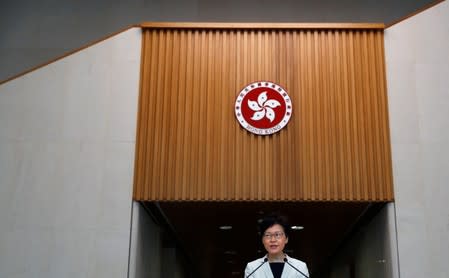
left=133, top=25, right=394, bottom=201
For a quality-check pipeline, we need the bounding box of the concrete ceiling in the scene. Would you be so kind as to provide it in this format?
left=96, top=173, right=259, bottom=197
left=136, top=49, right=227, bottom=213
left=0, top=0, right=442, bottom=82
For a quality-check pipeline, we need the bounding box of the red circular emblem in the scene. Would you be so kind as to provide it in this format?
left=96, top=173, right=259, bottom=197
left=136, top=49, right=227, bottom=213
left=235, top=81, right=292, bottom=135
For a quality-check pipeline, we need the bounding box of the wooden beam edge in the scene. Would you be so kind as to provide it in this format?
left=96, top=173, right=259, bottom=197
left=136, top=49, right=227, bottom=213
left=140, top=22, right=385, bottom=30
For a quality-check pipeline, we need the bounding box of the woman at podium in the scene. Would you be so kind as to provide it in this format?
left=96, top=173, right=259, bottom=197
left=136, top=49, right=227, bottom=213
left=244, top=213, right=309, bottom=278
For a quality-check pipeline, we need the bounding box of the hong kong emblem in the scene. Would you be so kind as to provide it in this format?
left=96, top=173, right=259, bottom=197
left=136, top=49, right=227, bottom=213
left=234, top=81, right=292, bottom=135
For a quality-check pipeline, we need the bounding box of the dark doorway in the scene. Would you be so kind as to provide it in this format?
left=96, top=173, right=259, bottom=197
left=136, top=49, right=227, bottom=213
left=143, top=201, right=385, bottom=278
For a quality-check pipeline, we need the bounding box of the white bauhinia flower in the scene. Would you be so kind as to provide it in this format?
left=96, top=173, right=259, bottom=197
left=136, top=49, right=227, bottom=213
left=248, top=91, right=281, bottom=122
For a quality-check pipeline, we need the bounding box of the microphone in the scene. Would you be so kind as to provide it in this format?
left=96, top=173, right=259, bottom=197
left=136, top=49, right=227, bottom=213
left=283, top=258, right=309, bottom=278
left=245, top=258, right=268, bottom=278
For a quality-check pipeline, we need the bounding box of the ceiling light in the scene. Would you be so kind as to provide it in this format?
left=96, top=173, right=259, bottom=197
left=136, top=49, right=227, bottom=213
left=219, top=225, right=233, bottom=230
left=291, top=225, right=304, bottom=230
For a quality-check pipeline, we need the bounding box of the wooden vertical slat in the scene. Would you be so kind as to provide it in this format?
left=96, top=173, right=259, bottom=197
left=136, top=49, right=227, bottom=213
left=234, top=31, right=242, bottom=200
left=182, top=30, right=194, bottom=199
left=377, top=31, right=394, bottom=200
left=347, top=31, right=359, bottom=200
left=270, top=30, right=278, bottom=201
left=328, top=30, right=336, bottom=200
left=134, top=26, right=394, bottom=202
left=256, top=31, right=264, bottom=201
left=321, top=30, right=331, bottom=200
left=291, top=31, right=299, bottom=200
left=220, top=31, right=229, bottom=200
left=133, top=31, right=149, bottom=200
left=146, top=30, right=160, bottom=200
left=333, top=31, right=345, bottom=200
left=285, top=31, right=294, bottom=201
left=160, top=30, right=173, bottom=199
left=198, top=30, right=207, bottom=200
left=174, top=30, right=187, bottom=200
left=279, top=31, right=286, bottom=201
left=248, top=31, right=257, bottom=200
left=191, top=30, right=201, bottom=200
left=365, top=31, right=375, bottom=201
left=299, top=31, right=309, bottom=200
left=212, top=30, right=221, bottom=200
left=372, top=31, right=384, bottom=200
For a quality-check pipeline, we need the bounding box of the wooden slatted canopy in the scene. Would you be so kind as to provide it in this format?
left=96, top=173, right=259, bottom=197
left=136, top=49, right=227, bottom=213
left=133, top=22, right=393, bottom=201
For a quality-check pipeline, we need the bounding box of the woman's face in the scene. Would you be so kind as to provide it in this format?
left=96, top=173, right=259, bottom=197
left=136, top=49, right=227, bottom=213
left=262, top=224, right=288, bottom=257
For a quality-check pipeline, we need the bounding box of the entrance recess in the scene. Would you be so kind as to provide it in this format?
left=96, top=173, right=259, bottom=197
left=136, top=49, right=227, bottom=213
left=145, top=201, right=386, bottom=278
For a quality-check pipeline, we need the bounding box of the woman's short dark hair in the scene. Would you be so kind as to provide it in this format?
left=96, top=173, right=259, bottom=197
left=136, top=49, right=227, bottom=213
left=258, top=213, right=290, bottom=239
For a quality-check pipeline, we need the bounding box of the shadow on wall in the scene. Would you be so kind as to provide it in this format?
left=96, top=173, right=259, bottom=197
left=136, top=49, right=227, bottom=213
left=317, top=203, right=399, bottom=278
left=128, top=202, right=197, bottom=278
